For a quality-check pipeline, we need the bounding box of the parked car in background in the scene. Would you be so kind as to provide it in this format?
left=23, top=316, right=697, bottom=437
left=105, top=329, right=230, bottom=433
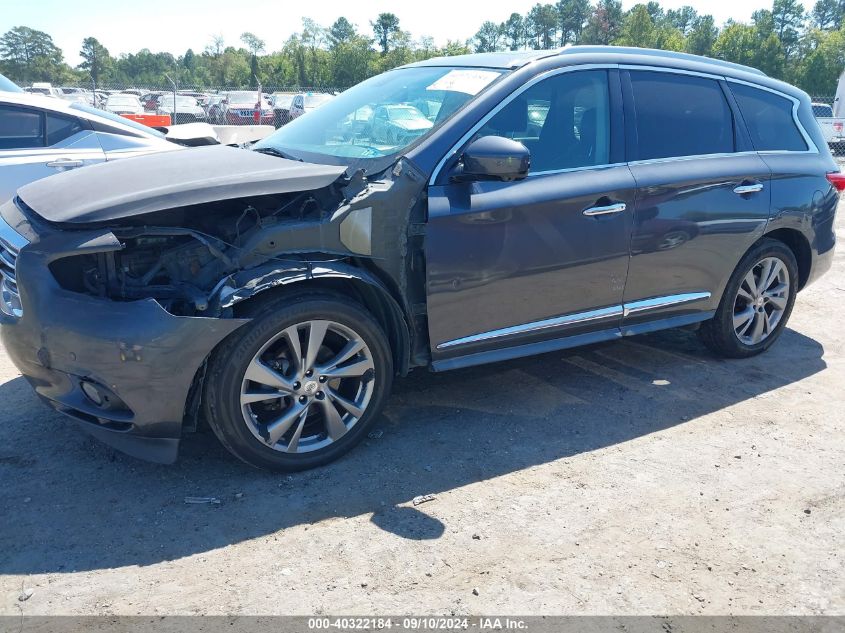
left=0, top=91, right=180, bottom=203
left=140, top=91, right=165, bottom=111
left=205, top=94, right=227, bottom=124
left=223, top=91, right=273, bottom=125
left=370, top=104, right=434, bottom=145
left=24, top=83, right=61, bottom=98
left=812, top=102, right=845, bottom=153
left=156, top=94, right=207, bottom=123
left=0, top=47, right=836, bottom=472
left=105, top=93, right=144, bottom=115
left=289, top=92, right=334, bottom=120
left=58, top=87, right=94, bottom=105
left=270, top=92, right=297, bottom=127
left=179, top=90, right=211, bottom=108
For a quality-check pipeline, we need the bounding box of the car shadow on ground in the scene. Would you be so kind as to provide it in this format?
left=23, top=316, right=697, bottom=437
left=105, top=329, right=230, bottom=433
left=0, top=326, right=826, bottom=573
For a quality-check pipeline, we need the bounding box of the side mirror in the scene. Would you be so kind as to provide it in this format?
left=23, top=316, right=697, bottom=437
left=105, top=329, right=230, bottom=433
left=459, top=136, right=530, bottom=182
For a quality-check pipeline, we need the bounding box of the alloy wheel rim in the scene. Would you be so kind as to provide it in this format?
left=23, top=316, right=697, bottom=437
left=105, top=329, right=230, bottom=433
left=732, top=256, right=790, bottom=346
left=240, top=320, right=375, bottom=454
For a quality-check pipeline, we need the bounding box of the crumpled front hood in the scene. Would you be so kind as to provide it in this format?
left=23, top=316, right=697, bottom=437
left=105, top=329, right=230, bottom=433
left=17, top=145, right=347, bottom=225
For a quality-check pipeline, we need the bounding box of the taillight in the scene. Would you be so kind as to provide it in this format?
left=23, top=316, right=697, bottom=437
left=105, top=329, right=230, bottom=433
left=826, top=172, right=845, bottom=191
left=835, top=122, right=843, bottom=132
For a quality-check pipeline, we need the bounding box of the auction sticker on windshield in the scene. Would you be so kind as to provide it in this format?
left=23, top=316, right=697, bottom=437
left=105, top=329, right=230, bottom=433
left=426, top=69, right=501, bottom=95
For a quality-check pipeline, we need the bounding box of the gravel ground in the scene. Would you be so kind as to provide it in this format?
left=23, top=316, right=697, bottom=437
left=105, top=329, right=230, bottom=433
left=0, top=204, right=843, bottom=617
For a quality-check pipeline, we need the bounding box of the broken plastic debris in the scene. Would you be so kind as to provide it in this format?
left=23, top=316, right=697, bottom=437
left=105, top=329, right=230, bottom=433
left=412, top=494, right=436, bottom=506
left=184, top=496, right=221, bottom=505
left=367, top=430, right=384, bottom=439
left=18, top=588, right=34, bottom=602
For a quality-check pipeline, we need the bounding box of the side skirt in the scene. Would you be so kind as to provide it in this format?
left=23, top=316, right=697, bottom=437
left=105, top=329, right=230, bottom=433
left=430, top=311, right=715, bottom=372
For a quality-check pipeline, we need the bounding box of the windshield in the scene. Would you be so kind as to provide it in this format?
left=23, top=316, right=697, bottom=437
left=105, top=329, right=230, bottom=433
left=228, top=91, right=262, bottom=103
left=108, top=96, right=138, bottom=106
left=70, top=102, right=165, bottom=138
left=813, top=104, right=833, bottom=117
left=160, top=95, right=198, bottom=107
left=256, top=66, right=504, bottom=162
left=304, top=94, right=333, bottom=107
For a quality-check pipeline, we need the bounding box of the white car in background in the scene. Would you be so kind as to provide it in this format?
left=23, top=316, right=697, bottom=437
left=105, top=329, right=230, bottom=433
left=105, top=93, right=144, bottom=115
left=289, top=93, right=334, bottom=120
left=0, top=90, right=179, bottom=203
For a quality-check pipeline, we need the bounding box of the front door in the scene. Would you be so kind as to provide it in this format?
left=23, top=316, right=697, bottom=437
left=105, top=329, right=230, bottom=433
left=426, top=68, right=635, bottom=361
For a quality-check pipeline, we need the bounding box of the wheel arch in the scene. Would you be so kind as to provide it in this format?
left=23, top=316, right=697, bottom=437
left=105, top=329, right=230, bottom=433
left=226, top=263, right=412, bottom=377
left=761, top=227, right=812, bottom=290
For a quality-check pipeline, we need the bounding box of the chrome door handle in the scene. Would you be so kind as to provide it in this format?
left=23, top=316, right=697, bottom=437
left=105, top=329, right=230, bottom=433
left=583, top=202, right=626, bottom=216
left=733, top=183, right=763, bottom=195
left=46, top=158, right=83, bottom=169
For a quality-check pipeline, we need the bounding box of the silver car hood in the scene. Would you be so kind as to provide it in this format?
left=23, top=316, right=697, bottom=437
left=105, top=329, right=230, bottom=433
left=17, top=145, right=346, bottom=225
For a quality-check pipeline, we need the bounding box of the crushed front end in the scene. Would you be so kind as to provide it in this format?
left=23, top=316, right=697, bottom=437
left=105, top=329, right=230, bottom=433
left=0, top=201, right=247, bottom=462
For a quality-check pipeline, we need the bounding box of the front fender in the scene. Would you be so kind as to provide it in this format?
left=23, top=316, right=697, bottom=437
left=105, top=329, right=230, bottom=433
left=215, top=260, right=413, bottom=374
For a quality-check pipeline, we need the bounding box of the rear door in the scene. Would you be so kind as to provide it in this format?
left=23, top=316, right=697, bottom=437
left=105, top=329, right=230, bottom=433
left=621, top=69, right=772, bottom=330
left=0, top=103, right=106, bottom=203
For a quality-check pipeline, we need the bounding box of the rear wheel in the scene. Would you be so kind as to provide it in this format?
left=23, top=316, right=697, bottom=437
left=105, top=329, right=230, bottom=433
left=699, top=239, right=798, bottom=358
left=204, top=294, right=393, bottom=471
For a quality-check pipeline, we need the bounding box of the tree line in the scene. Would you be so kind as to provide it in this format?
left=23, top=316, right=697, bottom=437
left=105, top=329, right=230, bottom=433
left=1, top=2, right=844, bottom=96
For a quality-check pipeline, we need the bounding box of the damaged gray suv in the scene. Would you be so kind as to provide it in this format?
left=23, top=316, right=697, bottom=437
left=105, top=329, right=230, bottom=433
left=0, top=47, right=838, bottom=471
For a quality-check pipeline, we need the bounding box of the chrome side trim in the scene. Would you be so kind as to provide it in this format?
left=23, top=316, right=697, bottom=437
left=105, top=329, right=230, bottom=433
left=627, top=150, right=759, bottom=166
left=437, top=291, right=713, bottom=350
left=623, top=292, right=711, bottom=317
left=436, top=304, right=623, bottom=349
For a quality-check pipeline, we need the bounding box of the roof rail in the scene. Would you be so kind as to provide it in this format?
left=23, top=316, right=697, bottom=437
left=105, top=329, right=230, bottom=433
left=557, top=46, right=766, bottom=76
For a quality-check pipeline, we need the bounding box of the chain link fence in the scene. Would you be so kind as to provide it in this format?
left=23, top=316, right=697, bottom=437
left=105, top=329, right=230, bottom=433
left=21, top=82, right=345, bottom=127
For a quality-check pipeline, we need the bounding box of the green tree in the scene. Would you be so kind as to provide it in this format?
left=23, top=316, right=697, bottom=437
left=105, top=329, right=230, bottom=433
left=772, top=0, right=806, bottom=59
left=329, top=17, right=357, bottom=47
left=812, top=0, right=845, bottom=28
left=527, top=4, right=559, bottom=48
left=666, top=6, right=698, bottom=34
left=241, top=32, right=265, bottom=85
left=502, top=13, right=527, bottom=50
left=583, top=0, right=624, bottom=44
left=0, top=26, right=67, bottom=83
left=78, top=36, right=111, bottom=85
left=558, top=0, right=591, bottom=44
left=792, top=27, right=845, bottom=92
left=685, top=14, right=718, bottom=55
left=473, top=21, right=504, bottom=52
left=372, top=12, right=400, bottom=55
left=617, top=5, right=656, bottom=46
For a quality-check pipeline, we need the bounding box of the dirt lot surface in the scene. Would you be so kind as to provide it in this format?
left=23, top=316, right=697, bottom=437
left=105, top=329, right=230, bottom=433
left=1, top=207, right=843, bottom=617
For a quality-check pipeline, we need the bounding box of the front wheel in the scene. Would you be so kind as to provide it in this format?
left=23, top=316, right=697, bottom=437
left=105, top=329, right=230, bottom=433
left=699, top=238, right=798, bottom=358
left=204, top=294, right=393, bottom=471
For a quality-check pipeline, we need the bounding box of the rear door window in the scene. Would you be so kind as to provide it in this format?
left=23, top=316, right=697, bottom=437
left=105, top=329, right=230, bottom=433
left=46, top=114, right=84, bottom=146
left=730, top=83, right=808, bottom=152
left=628, top=71, right=735, bottom=161
left=0, top=105, right=44, bottom=149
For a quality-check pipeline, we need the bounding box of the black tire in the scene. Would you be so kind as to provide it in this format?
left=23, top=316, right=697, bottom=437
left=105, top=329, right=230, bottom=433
left=698, top=238, right=798, bottom=358
left=204, top=293, right=393, bottom=471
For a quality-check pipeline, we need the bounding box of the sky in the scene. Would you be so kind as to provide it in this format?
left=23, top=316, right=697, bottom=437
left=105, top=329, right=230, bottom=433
left=4, top=0, right=768, bottom=66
